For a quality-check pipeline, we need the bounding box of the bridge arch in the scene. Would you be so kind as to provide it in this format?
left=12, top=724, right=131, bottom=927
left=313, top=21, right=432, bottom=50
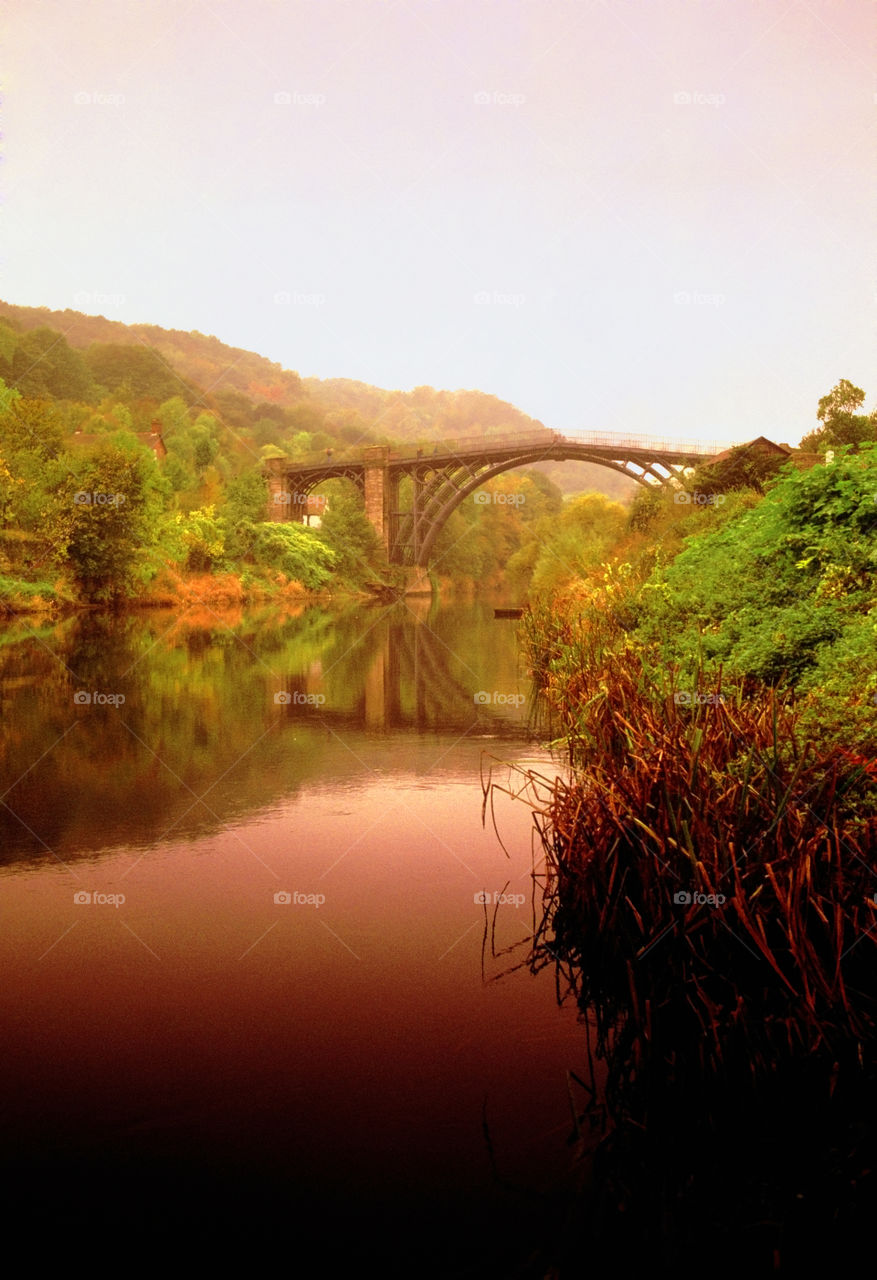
left=265, top=432, right=732, bottom=569
left=400, top=451, right=685, bottom=567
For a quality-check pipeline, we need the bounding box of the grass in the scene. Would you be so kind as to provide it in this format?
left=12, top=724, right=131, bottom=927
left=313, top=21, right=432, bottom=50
left=482, top=603, right=877, bottom=1269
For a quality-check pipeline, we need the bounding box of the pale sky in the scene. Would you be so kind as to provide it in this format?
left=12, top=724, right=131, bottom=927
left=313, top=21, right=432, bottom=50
left=3, top=0, right=875, bottom=445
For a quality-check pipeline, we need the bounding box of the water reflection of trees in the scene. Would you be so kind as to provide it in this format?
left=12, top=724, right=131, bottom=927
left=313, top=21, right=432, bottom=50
left=0, top=601, right=534, bottom=866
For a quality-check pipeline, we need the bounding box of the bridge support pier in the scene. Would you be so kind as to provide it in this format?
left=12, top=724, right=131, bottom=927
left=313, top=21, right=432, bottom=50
left=363, top=447, right=397, bottom=553
left=264, top=457, right=291, bottom=519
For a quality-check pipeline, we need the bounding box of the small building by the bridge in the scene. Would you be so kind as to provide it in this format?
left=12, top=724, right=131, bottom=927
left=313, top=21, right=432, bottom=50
left=709, top=436, right=792, bottom=465
left=303, top=495, right=327, bottom=527
left=711, top=436, right=826, bottom=474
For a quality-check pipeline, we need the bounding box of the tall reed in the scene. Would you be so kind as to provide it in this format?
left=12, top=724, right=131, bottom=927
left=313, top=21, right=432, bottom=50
left=493, top=599, right=877, bottom=1266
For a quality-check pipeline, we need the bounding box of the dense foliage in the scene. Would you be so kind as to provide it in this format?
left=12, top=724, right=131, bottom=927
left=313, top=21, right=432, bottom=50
left=505, top=384, right=877, bottom=1269
left=0, top=308, right=580, bottom=606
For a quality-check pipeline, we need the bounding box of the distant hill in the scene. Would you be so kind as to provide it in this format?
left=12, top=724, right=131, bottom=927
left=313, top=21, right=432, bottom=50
left=0, top=300, right=637, bottom=499
left=0, top=300, right=305, bottom=406
left=303, top=377, right=551, bottom=441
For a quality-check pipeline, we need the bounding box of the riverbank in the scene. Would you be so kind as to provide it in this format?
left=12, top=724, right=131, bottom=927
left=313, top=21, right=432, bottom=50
left=0, top=566, right=374, bottom=619
left=0, top=562, right=521, bottom=620
left=501, top=585, right=877, bottom=1271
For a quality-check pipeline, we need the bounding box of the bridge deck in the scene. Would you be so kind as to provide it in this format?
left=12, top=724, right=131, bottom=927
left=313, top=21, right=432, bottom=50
left=282, top=430, right=738, bottom=475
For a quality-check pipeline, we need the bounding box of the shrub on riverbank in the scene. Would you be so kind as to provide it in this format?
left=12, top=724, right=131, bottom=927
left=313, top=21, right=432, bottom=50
left=512, top=446, right=877, bottom=1265
left=526, top=446, right=877, bottom=762
left=507, top=628, right=877, bottom=1267
left=0, top=573, right=70, bottom=615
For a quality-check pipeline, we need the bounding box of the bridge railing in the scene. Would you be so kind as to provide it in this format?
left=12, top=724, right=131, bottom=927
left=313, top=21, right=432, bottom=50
left=287, top=431, right=741, bottom=470
left=558, top=431, right=736, bottom=455
left=390, top=430, right=737, bottom=460
left=393, top=430, right=556, bottom=459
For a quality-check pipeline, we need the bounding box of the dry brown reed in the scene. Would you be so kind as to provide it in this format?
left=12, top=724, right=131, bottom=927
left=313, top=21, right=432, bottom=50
left=483, top=601, right=877, bottom=1267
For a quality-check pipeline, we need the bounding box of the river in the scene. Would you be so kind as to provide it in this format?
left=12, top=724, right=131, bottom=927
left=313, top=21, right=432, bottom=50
left=0, top=598, right=585, bottom=1274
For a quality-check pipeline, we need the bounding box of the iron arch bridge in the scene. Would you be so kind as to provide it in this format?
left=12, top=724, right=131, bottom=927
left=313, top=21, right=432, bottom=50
left=264, top=430, right=738, bottom=568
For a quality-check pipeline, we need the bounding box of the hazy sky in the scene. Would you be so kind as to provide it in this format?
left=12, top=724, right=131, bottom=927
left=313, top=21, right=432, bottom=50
left=3, top=0, right=875, bottom=444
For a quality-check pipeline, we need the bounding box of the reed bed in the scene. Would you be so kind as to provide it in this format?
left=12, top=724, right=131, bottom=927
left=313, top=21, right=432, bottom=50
left=487, top=600, right=877, bottom=1267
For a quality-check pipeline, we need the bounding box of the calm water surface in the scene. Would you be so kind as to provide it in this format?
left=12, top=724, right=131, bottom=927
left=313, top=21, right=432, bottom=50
left=0, top=599, right=584, bottom=1273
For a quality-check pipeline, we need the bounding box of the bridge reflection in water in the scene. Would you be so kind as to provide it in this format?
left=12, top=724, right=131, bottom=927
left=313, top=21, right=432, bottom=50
left=272, top=597, right=532, bottom=736
left=0, top=600, right=535, bottom=867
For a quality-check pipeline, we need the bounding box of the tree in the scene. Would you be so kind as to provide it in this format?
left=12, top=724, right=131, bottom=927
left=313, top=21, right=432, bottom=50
left=800, top=379, right=876, bottom=452
left=223, top=471, right=269, bottom=559
left=86, top=343, right=196, bottom=403
left=818, top=379, right=866, bottom=424
left=9, top=328, right=95, bottom=401
left=50, top=441, right=162, bottom=603
left=191, top=413, right=220, bottom=471
left=176, top=505, right=226, bottom=573
left=316, top=482, right=385, bottom=582
left=528, top=494, right=628, bottom=597
left=0, top=396, right=66, bottom=460
left=250, top=521, right=335, bottom=588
